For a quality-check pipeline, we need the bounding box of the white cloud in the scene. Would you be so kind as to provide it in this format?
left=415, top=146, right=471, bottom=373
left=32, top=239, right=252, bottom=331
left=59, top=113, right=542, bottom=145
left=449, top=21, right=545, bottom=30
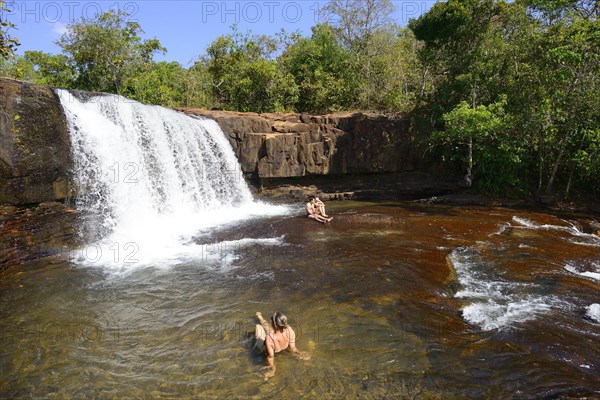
left=52, top=22, right=69, bottom=36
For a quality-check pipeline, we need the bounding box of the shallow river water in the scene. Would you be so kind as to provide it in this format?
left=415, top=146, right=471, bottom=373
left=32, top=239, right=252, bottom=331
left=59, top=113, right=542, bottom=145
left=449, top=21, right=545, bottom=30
left=1, top=202, right=599, bottom=399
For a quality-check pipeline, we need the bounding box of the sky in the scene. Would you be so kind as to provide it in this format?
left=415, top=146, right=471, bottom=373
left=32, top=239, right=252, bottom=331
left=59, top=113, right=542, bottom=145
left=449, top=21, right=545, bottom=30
left=5, top=1, right=435, bottom=67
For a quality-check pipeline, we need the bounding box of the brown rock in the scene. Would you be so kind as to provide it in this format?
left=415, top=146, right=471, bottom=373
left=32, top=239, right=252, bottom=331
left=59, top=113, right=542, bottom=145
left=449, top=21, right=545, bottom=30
left=0, top=202, right=81, bottom=270
left=0, top=78, right=74, bottom=204
left=272, top=121, right=311, bottom=133
left=181, top=108, right=417, bottom=180
left=300, top=113, right=311, bottom=123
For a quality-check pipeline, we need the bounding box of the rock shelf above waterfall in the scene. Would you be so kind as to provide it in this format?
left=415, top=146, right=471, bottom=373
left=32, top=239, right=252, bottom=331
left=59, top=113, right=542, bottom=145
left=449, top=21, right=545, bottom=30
left=0, top=78, right=460, bottom=206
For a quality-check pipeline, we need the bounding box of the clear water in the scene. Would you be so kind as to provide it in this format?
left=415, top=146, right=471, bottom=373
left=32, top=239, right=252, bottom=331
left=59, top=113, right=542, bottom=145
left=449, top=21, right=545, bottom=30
left=1, top=204, right=599, bottom=398
left=2, top=93, right=599, bottom=398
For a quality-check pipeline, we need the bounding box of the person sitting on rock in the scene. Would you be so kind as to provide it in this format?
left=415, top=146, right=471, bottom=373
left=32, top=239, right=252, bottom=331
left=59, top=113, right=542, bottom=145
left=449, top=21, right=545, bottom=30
left=305, top=196, right=332, bottom=223
left=254, top=311, right=310, bottom=380
left=313, top=196, right=330, bottom=218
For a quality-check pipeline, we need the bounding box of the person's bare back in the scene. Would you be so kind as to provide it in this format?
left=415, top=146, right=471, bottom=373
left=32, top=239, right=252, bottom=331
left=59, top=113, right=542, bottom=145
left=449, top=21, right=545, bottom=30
left=255, top=311, right=310, bottom=380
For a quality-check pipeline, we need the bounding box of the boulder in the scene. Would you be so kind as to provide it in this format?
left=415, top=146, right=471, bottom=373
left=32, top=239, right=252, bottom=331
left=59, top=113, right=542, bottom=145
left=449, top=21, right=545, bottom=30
left=0, top=78, right=74, bottom=204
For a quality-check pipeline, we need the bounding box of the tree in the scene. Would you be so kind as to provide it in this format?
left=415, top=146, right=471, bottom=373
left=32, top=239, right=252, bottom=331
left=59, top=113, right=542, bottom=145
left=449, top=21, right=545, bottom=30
left=320, top=0, right=421, bottom=111
left=280, top=23, right=357, bottom=113
left=359, top=27, right=424, bottom=113
left=202, top=28, right=298, bottom=112
left=409, top=0, right=506, bottom=112
left=0, top=51, right=76, bottom=88
left=181, top=61, right=215, bottom=109
left=320, top=0, right=396, bottom=52
left=433, top=99, right=525, bottom=194
left=23, top=51, right=76, bottom=87
left=122, top=61, right=186, bottom=107
left=57, top=9, right=165, bottom=94
left=0, top=1, right=20, bottom=59
left=501, top=0, right=600, bottom=196
left=413, top=0, right=600, bottom=197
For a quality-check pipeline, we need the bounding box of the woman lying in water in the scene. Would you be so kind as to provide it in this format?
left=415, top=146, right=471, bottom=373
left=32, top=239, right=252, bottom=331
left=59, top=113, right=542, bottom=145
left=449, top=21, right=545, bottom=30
left=254, top=311, right=310, bottom=380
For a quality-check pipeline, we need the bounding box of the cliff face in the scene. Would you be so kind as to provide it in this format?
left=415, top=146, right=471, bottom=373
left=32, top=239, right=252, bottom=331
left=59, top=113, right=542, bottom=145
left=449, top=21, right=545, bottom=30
left=178, top=108, right=416, bottom=178
left=0, top=78, right=74, bottom=204
left=178, top=108, right=460, bottom=199
left=0, top=78, right=458, bottom=205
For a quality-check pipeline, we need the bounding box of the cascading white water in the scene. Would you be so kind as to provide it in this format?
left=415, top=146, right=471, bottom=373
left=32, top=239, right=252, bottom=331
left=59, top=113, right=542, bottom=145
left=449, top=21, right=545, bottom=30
left=449, top=247, right=570, bottom=331
left=57, top=90, right=286, bottom=268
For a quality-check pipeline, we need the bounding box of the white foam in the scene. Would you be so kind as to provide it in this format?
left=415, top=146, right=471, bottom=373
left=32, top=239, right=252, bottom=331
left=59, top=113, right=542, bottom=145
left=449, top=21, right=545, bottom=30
left=586, top=304, right=600, bottom=323
left=450, top=247, right=568, bottom=331
left=58, top=90, right=290, bottom=269
left=511, top=216, right=533, bottom=227
left=462, top=297, right=558, bottom=331
left=511, top=216, right=600, bottom=247
left=564, top=264, right=600, bottom=282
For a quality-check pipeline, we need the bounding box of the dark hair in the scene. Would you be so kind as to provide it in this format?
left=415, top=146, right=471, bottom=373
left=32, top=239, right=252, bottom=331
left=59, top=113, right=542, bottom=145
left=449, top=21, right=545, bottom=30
left=272, top=312, right=288, bottom=331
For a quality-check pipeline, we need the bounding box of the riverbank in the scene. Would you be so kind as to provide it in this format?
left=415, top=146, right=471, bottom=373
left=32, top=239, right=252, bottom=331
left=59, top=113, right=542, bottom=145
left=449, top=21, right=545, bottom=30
left=415, top=192, right=600, bottom=222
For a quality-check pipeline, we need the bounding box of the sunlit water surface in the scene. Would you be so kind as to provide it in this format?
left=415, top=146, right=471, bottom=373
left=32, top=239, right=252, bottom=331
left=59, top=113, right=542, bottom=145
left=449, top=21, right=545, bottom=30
left=1, top=202, right=599, bottom=399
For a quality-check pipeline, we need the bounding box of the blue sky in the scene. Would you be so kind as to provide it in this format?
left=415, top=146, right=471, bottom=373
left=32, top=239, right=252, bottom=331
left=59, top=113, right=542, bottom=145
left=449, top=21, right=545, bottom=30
left=7, top=1, right=434, bottom=66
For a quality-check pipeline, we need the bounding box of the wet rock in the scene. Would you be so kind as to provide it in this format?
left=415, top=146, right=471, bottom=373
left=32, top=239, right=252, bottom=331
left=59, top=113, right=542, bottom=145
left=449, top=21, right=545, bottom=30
left=0, top=78, right=75, bottom=204
left=258, top=184, right=319, bottom=199
left=587, top=221, right=600, bottom=236
left=0, top=202, right=81, bottom=270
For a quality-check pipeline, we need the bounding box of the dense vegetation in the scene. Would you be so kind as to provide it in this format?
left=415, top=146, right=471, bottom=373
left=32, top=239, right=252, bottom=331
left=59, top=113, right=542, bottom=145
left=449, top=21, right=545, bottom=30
left=1, top=0, right=599, bottom=199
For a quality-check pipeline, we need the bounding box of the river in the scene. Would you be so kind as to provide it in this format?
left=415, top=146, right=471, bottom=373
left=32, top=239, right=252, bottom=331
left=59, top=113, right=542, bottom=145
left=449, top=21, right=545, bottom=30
left=1, top=202, right=599, bottom=399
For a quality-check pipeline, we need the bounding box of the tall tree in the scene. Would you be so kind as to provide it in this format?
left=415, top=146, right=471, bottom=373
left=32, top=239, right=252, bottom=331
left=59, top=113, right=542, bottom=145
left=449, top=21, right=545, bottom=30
left=57, top=10, right=165, bottom=94
left=320, top=0, right=396, bottom=52
left=280, top=23, right=357, bottom=113
left=122, top=61, right=186, bottom=108
left=202, top=28, right=298, bottom=112
left=410, top=0, right=509, bottom=186
left=321, top=0, right=405, bottom=110
left=22, top=51, right=76, bottom=87
left=409, top=0, right=505, bottom=111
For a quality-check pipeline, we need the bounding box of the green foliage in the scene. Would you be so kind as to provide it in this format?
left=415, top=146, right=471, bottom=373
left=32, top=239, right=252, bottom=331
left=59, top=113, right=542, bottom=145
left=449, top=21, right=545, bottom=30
left=3, top=0, right=598, bottom=199
left=280, top=23, right=357, bottom=113
left=0, top=2, right=20, bottom=59
left=360, top=27, right=423, bottom=113
left=410, top=0, right=505, bottom=112
left=57, top=9, right=165, bottom=94
left=24, top=51, right=76, bottom=87
left=202, top=27, right=298, bottom=112
left=122, top=61, right=186, bottom=107
left=440, top=100, right=507, bottom=144
left=320, top=0, right=396, bottom=53
left=412, top=0, right=600, bottom=197
left=435, top=99, right=526, bottom=195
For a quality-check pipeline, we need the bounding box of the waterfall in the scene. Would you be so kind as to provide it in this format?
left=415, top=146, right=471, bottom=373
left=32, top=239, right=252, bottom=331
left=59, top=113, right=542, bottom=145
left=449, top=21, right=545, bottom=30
left=57, top=90, right=284, bottom=268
